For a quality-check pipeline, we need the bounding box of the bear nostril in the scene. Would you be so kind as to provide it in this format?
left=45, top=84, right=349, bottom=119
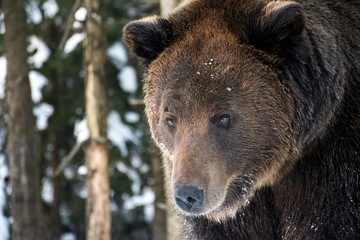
left=174, top=185, right=204, bottom=214
left=187, top=196, right=196, bottom=205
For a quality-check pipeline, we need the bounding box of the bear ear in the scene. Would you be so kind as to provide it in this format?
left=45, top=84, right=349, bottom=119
left=252, top=1, right=305, bottom=50
left=123, top=16, right=173, bottom=63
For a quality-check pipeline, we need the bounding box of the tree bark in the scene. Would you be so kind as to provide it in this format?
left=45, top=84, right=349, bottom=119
left=84, top=0, right=111, bottom=240
left=150, top=144, right=167, bottom=240
left=3, top=0, right=42, bottom=239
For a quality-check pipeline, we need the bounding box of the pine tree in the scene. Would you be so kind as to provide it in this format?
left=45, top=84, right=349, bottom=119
left=3, top=0, right=42, bottom=238
left=84, top=0, right=111, bottom=239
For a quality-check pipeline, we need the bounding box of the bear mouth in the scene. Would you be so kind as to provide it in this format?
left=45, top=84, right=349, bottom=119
left=180, top=175, right=256, bottom=221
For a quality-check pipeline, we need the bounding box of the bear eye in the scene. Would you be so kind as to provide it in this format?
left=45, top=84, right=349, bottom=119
left=165, top=117, right=176, bottom=128
left=217, top=114, right=231, bottom=128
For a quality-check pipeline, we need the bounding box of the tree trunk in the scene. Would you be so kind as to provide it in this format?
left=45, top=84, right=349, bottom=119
left=3, top=0, right=42, bottom=239
left=150, top=144, right=167, bottom=240
left=84, top=0, right=111, bottom=240
left=158, top=1, right=186, bottom=240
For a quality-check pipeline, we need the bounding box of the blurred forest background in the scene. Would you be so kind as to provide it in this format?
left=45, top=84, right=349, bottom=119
left=0, top=0, right=182, bottom=239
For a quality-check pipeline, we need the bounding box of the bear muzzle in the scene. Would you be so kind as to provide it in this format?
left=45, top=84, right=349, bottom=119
left=174, top=185, right=204, bottom=214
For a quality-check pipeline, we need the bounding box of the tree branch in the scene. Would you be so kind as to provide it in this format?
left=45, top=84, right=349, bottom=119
left=57, top=0, right=83, bottom=53
left=53, top=139, right=85, bottom=177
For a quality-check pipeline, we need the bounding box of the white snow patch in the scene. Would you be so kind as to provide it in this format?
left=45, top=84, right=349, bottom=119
left=72, top=21, right=82, bottom=29
left=74, top=7, right=87, bottom=22
left=0, top=13, right=5, bottom=34
left=64, top=168, right=75, bottom=180
left=29, top=71, right=48, bottom=103
left=33, top=103, right=54, bottom=130
left=63, top=33, right=85, bottom=54
left=116, top=162, right=141, bottom=194
left=77, top=186, right=87, bottom=199
left=74, top=118, right=89, bottom=143
left=125, top=112, right=140, bottom=123
left=43, top=0, right=59, bottom=19
left=27, top=36, right=51, bottom=68
left=0, top=57, right=6, bottom=99
left=0, top=155, right=9, bottom=240
left=131, top=155, right=142, bottom=168
left=123, top=186, right=155, bottom=222
left=41, top=177, right=54, bottom=203
left=107, top=42, right=128, bottom=69
left=118, top=66, right=137, bottom=93
left=26, top=1, right=42, bottom=24
left=91, top=12, right=102, bottom=23
left=60, top=233, right=76, bottom=240
left=77, top=165, right=87, bottom=175
left=108, top=111, right=139, bottom=157
left=139, top=164, right=150, bottom=174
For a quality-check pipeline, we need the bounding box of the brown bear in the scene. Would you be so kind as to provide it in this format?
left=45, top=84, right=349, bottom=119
left=123, top=0, right=360, bottom=239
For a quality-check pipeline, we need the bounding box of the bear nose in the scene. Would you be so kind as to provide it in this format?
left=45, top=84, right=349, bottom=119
left=174, top=185, right=204, bottom=213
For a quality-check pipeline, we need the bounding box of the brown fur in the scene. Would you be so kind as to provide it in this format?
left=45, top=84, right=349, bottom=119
left=124, top=0, right=360, bottom=238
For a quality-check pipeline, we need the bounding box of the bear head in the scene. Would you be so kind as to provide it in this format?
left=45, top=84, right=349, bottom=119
left=124, top=0, right=308, bottom=222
